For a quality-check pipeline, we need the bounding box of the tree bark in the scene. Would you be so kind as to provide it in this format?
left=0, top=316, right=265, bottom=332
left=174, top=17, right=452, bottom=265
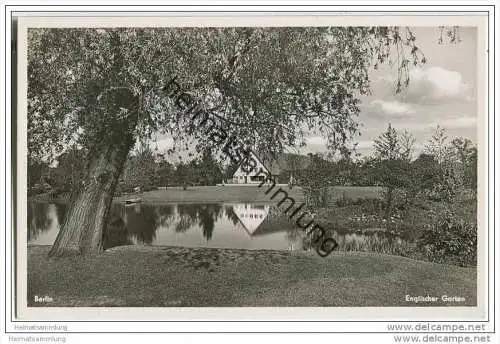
left=48, top=89, right=139, bottom=257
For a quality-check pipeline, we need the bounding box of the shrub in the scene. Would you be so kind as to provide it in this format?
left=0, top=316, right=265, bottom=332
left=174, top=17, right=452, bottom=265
left=335, top=195, right=385, bottom=213
left=335, top=192, right=350, bottom=207
left=417, top=210, right=477, bottom=267
left=357, top=198, right=385, bottom=213
left=303, top=185, right=329, bottom=208
left=142, top=185, right=158, bottom=192
left=114, top=183, right=136, bottom=196
left=28, top=186, right=44, bottom=197
left=49, top=186, right=71, bottom=199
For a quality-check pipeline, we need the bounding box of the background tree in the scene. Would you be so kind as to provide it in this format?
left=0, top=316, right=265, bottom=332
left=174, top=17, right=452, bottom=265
left=173, top=157, right=194, bottom=190
left=50, top=147, right=86, bottom=194
left=29, top=27, right=427, bottom=256
left=450, top=137, right=477, bottom=191
left=121, top=143, right=156, bottom=189
left=285, top=152, right=301, bottom=187
left=197, top=150, right=224, bottom=186
left=27, top=158, right=49, bottom=191
left=423, top=126, right=476, bottom=202
left=333, top=146, right=360, bottom=185
left=155, top=153, right=175, bottom=188
left=222, top=160, right=239, bottom=183
left=425, top=125, right=450, bottom=164
left=373, top=123, right=415, bottom=222
left=353, top=156, right=378, bottom=186
left=410, top=153, right=441, bottom=201
left=298, top=153, right=335, bottom=208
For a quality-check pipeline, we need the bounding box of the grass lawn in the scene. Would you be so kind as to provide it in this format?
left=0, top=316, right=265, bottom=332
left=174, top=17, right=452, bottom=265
left=114, top=185, right=384, bottom=204
left=114, top=185, right=306, bottom=204
left=28, top=245, right=476, bottom=307
left=32, top=185, right=383, bottom=205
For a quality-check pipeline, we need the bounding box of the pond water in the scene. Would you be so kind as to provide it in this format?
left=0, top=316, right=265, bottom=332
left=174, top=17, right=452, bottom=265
left=27, top=201, right=409, bottom=252
left=27, top=202, right=307, bottom=250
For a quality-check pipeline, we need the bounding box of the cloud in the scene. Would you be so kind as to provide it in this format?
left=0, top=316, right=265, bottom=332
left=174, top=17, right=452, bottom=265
left=439, top=116, right=477, bottom=129
left=388, top=115, right=477, bottom=133
left=370, top=99, right=415, bottom=116
left=401, top=66, right=470, bottom=104
left=356, top=140, right=375, bottom=150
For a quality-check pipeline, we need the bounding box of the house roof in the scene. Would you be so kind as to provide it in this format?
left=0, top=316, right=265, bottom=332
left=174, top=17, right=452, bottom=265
left=264, top=153, right=311, bottom=175
left=229, top=150, right=312, bottom=177
left=232, top=149, right=273, bottom=176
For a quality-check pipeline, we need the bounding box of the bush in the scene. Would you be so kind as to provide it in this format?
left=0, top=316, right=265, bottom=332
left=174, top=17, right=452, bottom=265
left=28, top=183, right=54, bottom=196
left=303, top=186, right=329, bottom=208
left=28, top=186, right=44, bottom=197
left=114, top=183, right=136, bottom=196
left=335, top=192, right=351, bottom=207
left=49, top=186, right=71, bottom=199
left=114, top=184, right=158, bottom=195
left=335, top=195, right=385, bottom=212
left=142, top=185, right=158, bottom=192
left=417, top=210, right=477, bottom=267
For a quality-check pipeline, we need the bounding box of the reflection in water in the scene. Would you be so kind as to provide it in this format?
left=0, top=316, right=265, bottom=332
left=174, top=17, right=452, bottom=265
left=27, top=201, right=411, bottom=252
left=224, top=206, right=241, bottom=226
left=27, top=201, right=295, bottom=249
left=125, top=204, right=159, bottom=244
left=28, top=202, right=53, bottom=241
left=197, top=204, right=222, bottom=240
left=103, top=216, right=131, bottom=250
left=54, top=204, right=67, bottom=230
left=231, top=203, right=270, bottom=235
left=175, top=204, right=198, bottom=233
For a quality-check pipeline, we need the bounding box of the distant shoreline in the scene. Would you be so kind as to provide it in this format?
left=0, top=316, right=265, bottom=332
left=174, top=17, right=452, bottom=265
left=28, top=185, right=386, bottom=205
left=29, top=185, right=308, bottom=205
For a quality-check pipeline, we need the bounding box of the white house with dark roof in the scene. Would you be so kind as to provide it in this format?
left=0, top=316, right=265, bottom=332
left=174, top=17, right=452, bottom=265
left=231, top=150, right=275, bottom=184
left=228, top=150, right=311, bottom=185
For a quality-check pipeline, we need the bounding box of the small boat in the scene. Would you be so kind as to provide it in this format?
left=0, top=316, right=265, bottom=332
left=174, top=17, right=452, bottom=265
left=124, top=198, right=142, bottom=205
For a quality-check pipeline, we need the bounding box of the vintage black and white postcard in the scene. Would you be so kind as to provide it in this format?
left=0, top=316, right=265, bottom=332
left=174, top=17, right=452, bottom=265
left=8, top=8, right=493, bottom=331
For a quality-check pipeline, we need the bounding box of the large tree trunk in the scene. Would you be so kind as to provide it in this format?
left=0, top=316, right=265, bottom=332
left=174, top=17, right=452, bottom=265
left=48, top=89, right=139, bottom=257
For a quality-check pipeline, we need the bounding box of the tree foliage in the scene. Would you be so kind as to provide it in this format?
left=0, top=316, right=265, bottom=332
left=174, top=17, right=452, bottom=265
left=50, top=148, right=87, bottom=193
left=372, top=124, right=416, bottom=221
left=298, top=153, right=336, bottom=207
left=423, top=126, right=476, bottom=202
left=29, top=27, right=426, bottom=166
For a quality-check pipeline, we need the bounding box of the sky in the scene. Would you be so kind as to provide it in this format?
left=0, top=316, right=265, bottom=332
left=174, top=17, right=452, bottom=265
left=153, top=27, right=479, bottom=160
